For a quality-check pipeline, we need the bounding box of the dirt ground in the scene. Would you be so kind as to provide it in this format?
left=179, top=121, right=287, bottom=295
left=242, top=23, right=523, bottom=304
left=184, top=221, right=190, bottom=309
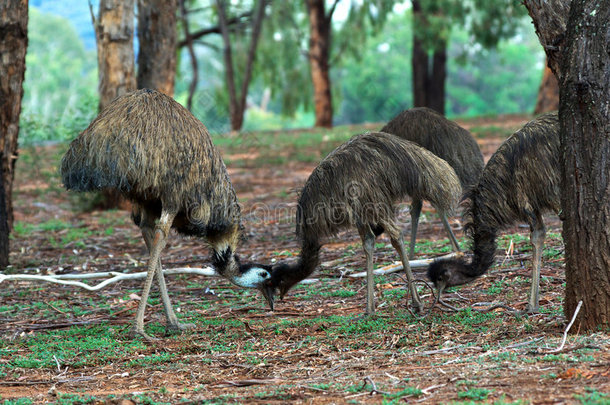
left=1, top=117, right=609, bottom=404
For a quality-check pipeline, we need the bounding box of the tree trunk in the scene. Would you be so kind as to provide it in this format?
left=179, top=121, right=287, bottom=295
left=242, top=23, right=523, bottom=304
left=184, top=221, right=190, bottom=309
left=94, top=0, right=137, bottom=112
left=93, top=0, right=136, bottom=209
left=534, top=62, right=559, bottom=114
left=137, top=0, right=177, bottom=96
left=429, top=45, right=447, bottom=115
left=0, top=0, right=28, bottom=235
left=0, top=153, right=9, bottom=269
left=306, top=0, right=333, bottom=128
left=216, top=0, right=267, bottom=131
left=411, top=0, right=446, bottom=115
left=525, top=0, right=610, bottom=330
left=559, top=0, right=610, bottom=330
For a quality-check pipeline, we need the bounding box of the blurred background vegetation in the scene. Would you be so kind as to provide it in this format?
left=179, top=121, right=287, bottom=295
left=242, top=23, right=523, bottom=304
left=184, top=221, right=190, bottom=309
left=21, top=0, right=544, bottom=145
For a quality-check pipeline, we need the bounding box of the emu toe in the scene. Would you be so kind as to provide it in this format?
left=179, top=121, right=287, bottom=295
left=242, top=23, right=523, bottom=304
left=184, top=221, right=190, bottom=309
left=130, top=326, right=159, bottom=342
left=166, top=321, right=196, bottom=334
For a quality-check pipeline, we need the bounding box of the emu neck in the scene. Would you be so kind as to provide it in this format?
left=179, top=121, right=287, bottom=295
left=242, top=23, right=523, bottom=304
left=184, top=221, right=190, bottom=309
left=271, top=238, right=321, bottom=296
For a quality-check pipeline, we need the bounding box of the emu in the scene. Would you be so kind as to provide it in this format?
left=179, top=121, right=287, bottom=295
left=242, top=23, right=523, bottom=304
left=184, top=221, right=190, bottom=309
left=61, top=89, right=271, bottom=340
left=381, top=107, right=484, bottom=257
left=263, top=132, right=461, bottom=315
left=427, top=112, right=560, bottom=313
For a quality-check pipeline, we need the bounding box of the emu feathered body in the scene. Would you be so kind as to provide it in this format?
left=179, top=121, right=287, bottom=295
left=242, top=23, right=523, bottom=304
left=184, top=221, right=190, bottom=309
left=427, top=112, right=560, bottom=312
left=60, top=89, right=270, bottom=339
left=381, top=107, right=483, bottom=190
left=266, top=132, right=461, bottom=313
left=381, top=107, right=484, bottom=255
left=61, top=89, right=240, bottom=241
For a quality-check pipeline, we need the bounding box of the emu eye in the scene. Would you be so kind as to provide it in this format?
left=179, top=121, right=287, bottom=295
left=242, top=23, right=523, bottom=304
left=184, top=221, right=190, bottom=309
left=260, top=271, right=269, bottom=279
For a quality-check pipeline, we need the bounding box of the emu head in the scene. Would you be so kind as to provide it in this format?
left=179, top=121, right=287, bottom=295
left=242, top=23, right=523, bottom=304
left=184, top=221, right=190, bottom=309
left=259, top=261, right=302, bottom=311
left=427, top=258, right=478, bottom=298
left=212, top=248, right=272, bottom=291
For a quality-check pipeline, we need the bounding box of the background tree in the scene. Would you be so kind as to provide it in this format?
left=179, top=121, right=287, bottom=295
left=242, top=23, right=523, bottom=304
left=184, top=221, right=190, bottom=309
left=91, top=0, right=136, bottom=208
left=0, top=0, right=29, bottom=268
left=524, top=0, right=610, bottom=329
left=137, top=0, right=178, bottom=96
left=216, top=0, right=267, bottom=131
left=534, top=60, right=559, bottom=114
left=412, top=0, right=526, bottom=115
left=91, top=0, right=137, bottom=111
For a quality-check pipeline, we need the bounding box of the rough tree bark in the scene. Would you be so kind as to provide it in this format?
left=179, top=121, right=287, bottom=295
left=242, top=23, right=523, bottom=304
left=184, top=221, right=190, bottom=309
left=0, top=153, right=8, bottom=269
left=411, top=0, right=446, bottom=115
left=0, top=0, right=28, bottom=244
left=524, top=0, right=610, bottom=329
left=92, top=0, right=136, bottom=209
left=534, top=62, right=559, bottom=114
left=92, top=0, right=137, bottom=112
left=306, top=0, right=335, bottom=128
left=137, top=0, right=177, bottom=96
left=216, top=0, right=267, bottom=131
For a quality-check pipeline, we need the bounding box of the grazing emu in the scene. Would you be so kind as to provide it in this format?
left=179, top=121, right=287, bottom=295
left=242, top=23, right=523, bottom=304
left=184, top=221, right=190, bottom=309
left=264, top=132, right=461, bottom=314
left=381, top=107, right=484, bottom=257
left=427, top=112, right=560, bottom=313
left=61, top=89, right=271, bottom=340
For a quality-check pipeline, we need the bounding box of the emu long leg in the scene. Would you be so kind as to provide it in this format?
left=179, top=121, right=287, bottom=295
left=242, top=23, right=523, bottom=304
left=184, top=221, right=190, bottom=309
left=140, top=212, right=194, bottom=333
left=409, top=199, right=423, bottom=259
left=358, top=225, right=377, bottom=315
left=440, top=214, right=461, bottom=252
left=390, top=233, right=423, bottom=313
left=527, top=216, right=546, bottom=314
left=132, top=210, right=176, bottom=340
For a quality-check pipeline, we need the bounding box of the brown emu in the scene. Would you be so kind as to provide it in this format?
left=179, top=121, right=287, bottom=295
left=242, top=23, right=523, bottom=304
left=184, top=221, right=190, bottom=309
left=61, top=89, right=271, bottom=340
left=381, top=107, right=484, bottom=257
left=264, top=132, right=461, bottom=314
left=427, top=112, right=560, bottom=313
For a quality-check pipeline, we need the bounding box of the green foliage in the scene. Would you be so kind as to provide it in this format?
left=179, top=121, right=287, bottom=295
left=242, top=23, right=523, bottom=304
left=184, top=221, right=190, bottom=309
left=22, top=8, right=98, bottom=145
left=458, top=388, right=493, bottom=401
left=575, top=388, right=610, bottom=405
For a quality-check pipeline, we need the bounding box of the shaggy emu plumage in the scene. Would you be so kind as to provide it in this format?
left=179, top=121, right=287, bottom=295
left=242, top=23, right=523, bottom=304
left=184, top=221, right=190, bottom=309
left=381, top=107, right=484, bottom=257
left=427, top=112, right=560, bottom=313
left=61, top=89, right=271, bottom=339
left=264, top=132, right=461, bottom=314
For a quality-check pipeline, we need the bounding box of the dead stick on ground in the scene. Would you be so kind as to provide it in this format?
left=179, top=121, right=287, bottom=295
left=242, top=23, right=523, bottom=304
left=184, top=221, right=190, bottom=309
left=348, top=252, right=461, bottom=278
left=546, top=300, right=583, bottom=353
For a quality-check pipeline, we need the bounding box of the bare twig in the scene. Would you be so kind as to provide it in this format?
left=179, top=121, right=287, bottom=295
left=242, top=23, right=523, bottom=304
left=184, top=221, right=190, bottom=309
left=545, top=300, right=582, bottom=353
left=347, top=252, right=460, bottom=278
left=0, top=267, right=216, bottom=291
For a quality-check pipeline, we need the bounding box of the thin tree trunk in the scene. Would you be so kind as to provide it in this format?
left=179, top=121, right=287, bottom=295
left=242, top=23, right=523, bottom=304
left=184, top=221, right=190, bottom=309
left=306, top=0, right=333, bottom=128
left=93, top=0, right=137, bottom=112
left=137, top=0, right=177, bottom=96
left=525, top=0, right=610, bottom=330
left=216, top=0, right=240, bottom=131
left=217, top=0, right=267, bottom=131
left=92, top=0, right=136, bottom=209
left=534, top=63, right=559, bottom=114
left=0, top=0, right=28, bottom=234
left=179, top=0, right=198, bottom=110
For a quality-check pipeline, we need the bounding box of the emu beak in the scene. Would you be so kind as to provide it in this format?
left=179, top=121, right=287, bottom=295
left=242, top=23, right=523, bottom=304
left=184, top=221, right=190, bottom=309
left=260, top=282, right=275, bottom=311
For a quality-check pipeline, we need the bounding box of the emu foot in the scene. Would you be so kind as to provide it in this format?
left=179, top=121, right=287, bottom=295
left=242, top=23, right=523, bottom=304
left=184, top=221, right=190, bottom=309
left=166, top=321, right=196, bottom=335
left=519, top=303, right=539, bottom=316
left=129, top=326, right=159, bottom=342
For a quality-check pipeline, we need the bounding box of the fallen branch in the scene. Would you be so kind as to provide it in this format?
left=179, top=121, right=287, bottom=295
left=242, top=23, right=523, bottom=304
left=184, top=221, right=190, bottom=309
left=0, top=267, right=216, bottom=291
left=347, top=252, right=461, bottom=278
